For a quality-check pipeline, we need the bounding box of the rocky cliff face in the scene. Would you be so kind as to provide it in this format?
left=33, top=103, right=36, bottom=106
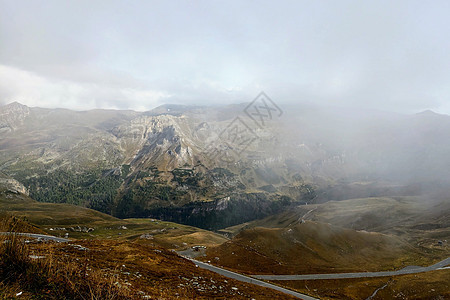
left=0, top=172, right=28, bottom=195
left=112, top=114, right=202, bottom=170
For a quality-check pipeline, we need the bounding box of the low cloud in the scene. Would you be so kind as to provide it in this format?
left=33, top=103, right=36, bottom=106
left=0, top=65, right=171, bottom=111
left=1, top=1, right=450, bottom=113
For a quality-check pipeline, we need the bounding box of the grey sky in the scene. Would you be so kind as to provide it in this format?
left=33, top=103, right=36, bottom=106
left=0, top=0, right=449, bottom=113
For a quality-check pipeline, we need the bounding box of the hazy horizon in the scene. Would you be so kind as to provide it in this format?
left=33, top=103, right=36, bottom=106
left=3, top=99, right=448, bottom=118
left=1, top=0, right=450, bottom=114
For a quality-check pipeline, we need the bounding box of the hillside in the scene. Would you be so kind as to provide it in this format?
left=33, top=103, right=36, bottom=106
left=0, top=187, right=227, bottom=250
left=0, top=187, right=118, bottom=226
left=232, top=196, right=450, bottom=248
left=207, top=196, right=449, bottom=299
left=0, top=217, right=297, bottom=299
left=204, top=220, right=433, bottom=275
left=279, top=270, right=450, bottom=300
left=0, top=188, right=302, bottom=299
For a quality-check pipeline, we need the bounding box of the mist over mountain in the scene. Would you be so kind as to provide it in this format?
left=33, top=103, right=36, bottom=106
left=1, top=101, right=449, bottom=230
left=1, top=1, right=450, bottom=298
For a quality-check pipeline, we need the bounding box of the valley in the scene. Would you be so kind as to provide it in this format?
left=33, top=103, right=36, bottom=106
left=1, top=102, right=449, bottom=299
left=1, top=181, right=448, bottom=299
left=2, top=1, right=450, bottom=298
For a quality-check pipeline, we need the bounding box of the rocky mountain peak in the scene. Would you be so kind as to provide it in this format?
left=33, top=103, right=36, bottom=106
left=0, top=101, right=30, bottom=133
left=1, top=101, right=30, bottom=114
left=3, top=101, right=26, bottom=107
left=123, top=114, right=200, bottom=170
left=416, top=109, right=438, bottom=116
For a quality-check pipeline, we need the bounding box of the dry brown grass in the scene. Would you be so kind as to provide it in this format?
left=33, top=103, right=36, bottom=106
left=278, top=269, right=450, bottom=299
left=47, top=239, right=298, bottom=299
left=0, top=212, right=44, bottom=234
left=0, top=215, right=299, bottom=299
left=0, top=215, right=133, bottom=299
left=204, top=220, right=434, bottom=275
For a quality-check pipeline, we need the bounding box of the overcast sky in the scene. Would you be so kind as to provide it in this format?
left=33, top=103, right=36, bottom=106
left=1, top=0, right=449, bottom=113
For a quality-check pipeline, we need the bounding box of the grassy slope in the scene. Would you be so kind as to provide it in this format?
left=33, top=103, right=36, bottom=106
left=0, top=188, right=227, bottom=250
left=280, top=197, right=448, bottom=242
left=0, top=217, right=297, bottom=299
left=0, top=189, right=300, bottom=299
left=280, top=270, right=450, bottom=300
left=205, top=220, right=434, bottom=275
left=2, top=188, right=447, bottom=299
left=210, top=196, right=449, bottom=299
left=223, top=196, right=450, bottom=254
left=0, top=188, right=117, bottom=225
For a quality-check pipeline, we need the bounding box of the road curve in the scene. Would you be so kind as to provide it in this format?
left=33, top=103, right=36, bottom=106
left=9, top=234, right=447, bottom=297
left=252, top=257, right=450, bottom=281
left=4, top=233, right=316, bottom=299
left=183, top=257, right=318, bottom=300
left=0, top=232, right=69, bottom=243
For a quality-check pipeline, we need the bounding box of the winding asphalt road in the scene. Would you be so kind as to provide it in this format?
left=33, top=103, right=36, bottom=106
left=7, top=233, right=448, bottom=299
left=184, top=257, right=319, bottom=300
left=252, top=257, right=450, bottom=281
left=0, top=232, right=69, bottom=242
left=4, top=233, right=317, bottom=299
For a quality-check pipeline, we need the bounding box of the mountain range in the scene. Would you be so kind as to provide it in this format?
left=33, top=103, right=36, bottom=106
left=1, top=101, right=450, bottom=230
